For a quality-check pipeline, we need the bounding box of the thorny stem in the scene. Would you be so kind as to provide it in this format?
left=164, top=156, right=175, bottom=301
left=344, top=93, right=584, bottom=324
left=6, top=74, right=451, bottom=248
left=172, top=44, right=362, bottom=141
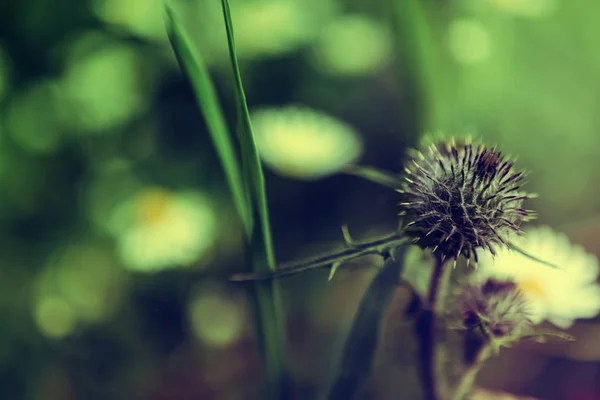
left=342, top=164, right=404, bottom=190
left=230, top=230, right=407, bottom=282
left=417, top=254, right=450, bottom=400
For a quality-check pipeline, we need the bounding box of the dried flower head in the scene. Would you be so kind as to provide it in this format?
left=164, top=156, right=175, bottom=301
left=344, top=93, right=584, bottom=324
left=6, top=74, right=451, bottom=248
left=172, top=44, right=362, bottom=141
left=457, top=278, right=532, bottom=341
left=399, top=138, right=534, bottom=263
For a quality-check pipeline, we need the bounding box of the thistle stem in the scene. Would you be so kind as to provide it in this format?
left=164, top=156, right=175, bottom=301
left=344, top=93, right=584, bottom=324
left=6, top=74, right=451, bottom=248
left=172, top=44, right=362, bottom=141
left=342, top=164, right=404, bottom=190
left=230, top=231, right=407, bottom=282
left=416, top=254, right=449, bottom=400
left=453, top=343, right=492, bottom=400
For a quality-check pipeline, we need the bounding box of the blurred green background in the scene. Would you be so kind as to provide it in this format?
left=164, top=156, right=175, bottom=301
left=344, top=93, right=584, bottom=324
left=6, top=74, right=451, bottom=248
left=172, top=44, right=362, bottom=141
left=1, top=0, right=600, bottom=398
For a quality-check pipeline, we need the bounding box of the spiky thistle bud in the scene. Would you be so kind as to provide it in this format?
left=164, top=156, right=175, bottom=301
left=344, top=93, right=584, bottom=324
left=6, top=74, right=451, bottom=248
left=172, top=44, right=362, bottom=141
left=399, top=139, right=534, bottom=264
left=457, top=278, right=532, bottom=342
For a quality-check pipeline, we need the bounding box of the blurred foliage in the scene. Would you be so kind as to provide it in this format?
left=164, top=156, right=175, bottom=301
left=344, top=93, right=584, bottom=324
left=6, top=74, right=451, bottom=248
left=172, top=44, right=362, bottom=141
left=1, top=0, right=600, bottom=398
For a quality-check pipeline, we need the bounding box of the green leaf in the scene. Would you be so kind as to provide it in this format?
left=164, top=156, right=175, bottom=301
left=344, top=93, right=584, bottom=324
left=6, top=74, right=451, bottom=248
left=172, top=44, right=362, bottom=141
left=165, top=6, right=250, bottom=232
left=219, top=0, right=290, bottom=396
left=165, top=3, right=289, bottom=397
left=219, top=0, right=275, bottom=270
left=328, top=248, right=407, bottom=399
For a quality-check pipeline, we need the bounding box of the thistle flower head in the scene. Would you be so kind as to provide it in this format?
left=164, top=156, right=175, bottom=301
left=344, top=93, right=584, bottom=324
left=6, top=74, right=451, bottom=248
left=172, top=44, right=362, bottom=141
left=457, top=278, right=532, bottom=341
left=399, top=138, right=533, bottom=263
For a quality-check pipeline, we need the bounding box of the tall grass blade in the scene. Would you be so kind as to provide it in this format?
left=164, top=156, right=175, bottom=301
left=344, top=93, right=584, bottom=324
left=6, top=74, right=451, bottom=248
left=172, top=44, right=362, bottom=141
left=166, top=3, right=289, bottom=397
left=393, top=0, right=450, bottom=129
left=165, top=6, right=249, bottom=228
left=219, top=0, right=290, bottom=397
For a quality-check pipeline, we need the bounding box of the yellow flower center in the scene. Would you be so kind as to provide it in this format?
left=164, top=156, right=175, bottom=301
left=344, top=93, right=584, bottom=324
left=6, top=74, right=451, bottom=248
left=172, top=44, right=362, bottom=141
left=518, top=278, right=547, bottom=298
left=135, top=188, right=172, bottom=226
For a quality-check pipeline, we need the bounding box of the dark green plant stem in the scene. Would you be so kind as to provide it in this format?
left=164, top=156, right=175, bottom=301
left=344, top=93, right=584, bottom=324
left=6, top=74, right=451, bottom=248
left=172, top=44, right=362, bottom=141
left=327, top=246, right=408, bottom=400
left=453, top=340, right=491, bottom=400
left=416, top=255, right=448, bottom=400
left=230, top=231, right=407, bottom=281
left=219, top=0, right=290, bottom=397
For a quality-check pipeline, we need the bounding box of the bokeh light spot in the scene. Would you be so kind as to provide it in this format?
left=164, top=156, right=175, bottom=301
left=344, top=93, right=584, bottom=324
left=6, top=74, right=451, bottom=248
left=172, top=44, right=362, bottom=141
left=189, top=287, right=245, bottom=348
left=59, top=38, right=149, bottom=133
left=251, top=106, right=363, bottom=179
left=35, top=296, right=77, bottom=338
left=53, top=244, right=126, bottom=322
left=312, top=15, right=392, bottom=76
left=448, top=19, right=492, bottom=65
left=5, top=80, right=64, bottom=154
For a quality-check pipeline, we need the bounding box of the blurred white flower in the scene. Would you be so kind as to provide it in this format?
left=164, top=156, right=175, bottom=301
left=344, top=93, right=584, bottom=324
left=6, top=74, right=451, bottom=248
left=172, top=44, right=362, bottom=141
left=251, top=106, right=363, bottom=179
left=475, top=226, right=600, bottom=328
left=110, top=188, right=218, bottom=272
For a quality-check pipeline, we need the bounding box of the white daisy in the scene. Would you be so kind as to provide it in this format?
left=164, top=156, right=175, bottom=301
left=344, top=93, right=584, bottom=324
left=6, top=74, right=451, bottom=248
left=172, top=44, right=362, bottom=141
left=110, top=187, right=218, bottom=272
left=251, top=106, right=363, bottom=179
left=475, top=226, right=600, bottom=329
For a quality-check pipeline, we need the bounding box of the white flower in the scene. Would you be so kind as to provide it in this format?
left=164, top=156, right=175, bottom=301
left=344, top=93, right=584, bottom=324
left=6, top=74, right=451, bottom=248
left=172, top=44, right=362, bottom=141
left=475, top=226, right=600, bottom=328
left=251, top=106, right=363, bottom=179
left=110, top=188, right=217, bottom=272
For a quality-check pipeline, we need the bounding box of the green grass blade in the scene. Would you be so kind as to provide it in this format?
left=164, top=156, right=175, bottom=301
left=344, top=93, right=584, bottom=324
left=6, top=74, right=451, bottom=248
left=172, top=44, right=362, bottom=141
left=219, top=0, right=274, bottom=269
left=219, top=0, right=290, bottom=397
left=393, top=0, right=451, bottom=129
left=165, top=6, right=250, bottom=231
left=165, top=3, right=289, bottom=396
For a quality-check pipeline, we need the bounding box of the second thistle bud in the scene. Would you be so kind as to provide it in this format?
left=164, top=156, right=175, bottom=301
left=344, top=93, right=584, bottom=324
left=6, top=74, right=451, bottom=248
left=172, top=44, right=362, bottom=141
left=457, top=278, right=533, bottom=343
left=399, top=139, right=534, bottom=263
